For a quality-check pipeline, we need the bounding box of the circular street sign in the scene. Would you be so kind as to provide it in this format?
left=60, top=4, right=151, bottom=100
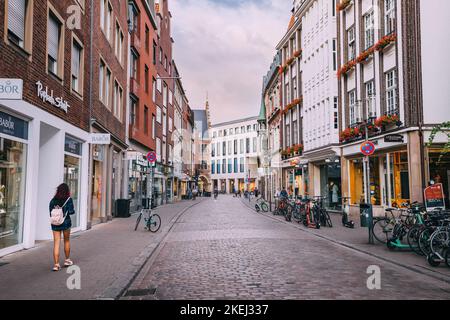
left=361, top=141, right=376, bottom=156
left=147, top=151, right=157, bottom=163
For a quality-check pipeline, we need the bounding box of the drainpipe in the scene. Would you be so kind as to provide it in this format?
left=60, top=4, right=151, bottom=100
left=419, top=121, right=426, bottom=202
left=86, top=0, right=94, bottom=229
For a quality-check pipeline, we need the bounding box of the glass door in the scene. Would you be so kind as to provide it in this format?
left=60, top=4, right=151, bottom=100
left=0, top=138, right=27, bottom=250
left=64, top=154, right=81, bottom=228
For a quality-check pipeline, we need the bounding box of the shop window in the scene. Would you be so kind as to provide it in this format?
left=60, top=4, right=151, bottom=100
left=369, top=157, right=381, bottom=206
left=0, top=138, right=27, bottom=250
left=64, top=154, right=81, bottom=228
left=389, top=152, right=410, bottom=207
left=428, top=149, right=450, bottom=207
left=350, top=159, right=364, bottom=205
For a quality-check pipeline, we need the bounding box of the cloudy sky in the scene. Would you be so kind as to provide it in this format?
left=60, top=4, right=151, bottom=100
left=171, top=0, right=292, bottom=124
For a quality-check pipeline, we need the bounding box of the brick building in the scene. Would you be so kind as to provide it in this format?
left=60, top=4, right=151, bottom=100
left=126, top=0, right=158, bottom=212
left=152, top=0, right=175, bottom=206
left=88, top=0, right=129, bottom=227
left=0, top=0, right=91, bottom=255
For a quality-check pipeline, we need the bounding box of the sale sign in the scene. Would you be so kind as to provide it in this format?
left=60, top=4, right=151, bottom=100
left=424, top=183, right=446, bottom=212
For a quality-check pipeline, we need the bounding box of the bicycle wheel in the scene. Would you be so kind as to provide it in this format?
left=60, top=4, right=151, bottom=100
left=429, top=230, right=449, bottom=257
left=407, top=225, right=424, bottom=256
left=255, top=204, right=261, bottom=213
left=134, top=212, right=142, bottom=231
left=445, top=247, right=450, bottom=268
left=418, top=227, right=433, bottom=257
left=324, top=210, right=333, bottom=228
left=261, top=203, right=269, bottom=213
left=148, top=214, right=161, bottom=233
left=372, top=218, right=394, bottom=244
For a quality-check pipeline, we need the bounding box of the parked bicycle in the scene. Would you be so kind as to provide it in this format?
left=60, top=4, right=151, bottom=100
left=255, top=197, right=269, bottom=213
left=313, top=196, right=333, bottom=228
left=134, top=208, right=161, bottom=233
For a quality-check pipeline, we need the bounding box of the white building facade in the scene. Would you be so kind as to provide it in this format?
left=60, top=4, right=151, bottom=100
left=276, top=0, right=341, bottom=209
left=210, top=117, right=260, bottom=194
left=338, top=0, right=450, bottom=217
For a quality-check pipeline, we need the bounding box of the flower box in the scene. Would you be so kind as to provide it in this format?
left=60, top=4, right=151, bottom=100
left=375, top=34, right=397, bottom=52
left=337, top=0, right=352, bottom=12
left=339, top=127, right=362, bottom=143
left=356, top=47, right=375, bottom=64
left=286, top=57, right=295, bottom=66
left=374, top=114, right=400, bottom=129
left=337, top=60, right=357, bottom=78
left=294, top=50, right=302, bottom=58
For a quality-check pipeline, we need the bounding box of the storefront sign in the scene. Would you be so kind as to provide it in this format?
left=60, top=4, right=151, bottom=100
left=385, top=134, right=404, bottom=143
left=424, top=183, right=446, bottom=212
left=90, top=133, right=111, bottom=145
left=0, top=79, right=23, bottom=100
left=361, top=141, right=376, bottom=156
left=36, top=81, right=70, bottom=113
left=0, top=110, right=28, bottom=140
left=65, top=136, right=82, bottom=155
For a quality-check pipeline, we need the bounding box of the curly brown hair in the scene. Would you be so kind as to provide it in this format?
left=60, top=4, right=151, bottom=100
left=54, top=183, right=71, bottom=200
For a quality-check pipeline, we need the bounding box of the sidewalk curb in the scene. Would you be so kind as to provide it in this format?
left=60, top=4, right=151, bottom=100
left=239, top=198, right=450, bottom=285
left=97, top=199, right=204, bottom=300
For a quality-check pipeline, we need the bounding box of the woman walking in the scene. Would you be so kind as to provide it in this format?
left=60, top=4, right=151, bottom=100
left=49, top=183, right=75, bottom=271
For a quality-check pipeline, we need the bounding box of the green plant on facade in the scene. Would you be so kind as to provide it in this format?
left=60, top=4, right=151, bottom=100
left=427, top=121, right=450, bottom=164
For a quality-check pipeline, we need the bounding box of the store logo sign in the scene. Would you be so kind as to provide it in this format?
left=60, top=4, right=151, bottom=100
left=0, top=110, right=28, bottom=140
left=36, top=81, right=70, bottom=113
left=0, top=79, right=23, bottom=100
left=90, top=133, right=111, bottom=145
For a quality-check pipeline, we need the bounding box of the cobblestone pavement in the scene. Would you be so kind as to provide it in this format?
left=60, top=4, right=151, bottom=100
left=0, top=199, right=202, bottom=300
left=241, top=197, right=450, bottom=281
left=125, top=195, right=450, bottom=300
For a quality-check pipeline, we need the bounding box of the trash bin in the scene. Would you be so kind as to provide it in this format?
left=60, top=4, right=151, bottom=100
left=115, top=199, right=131, bottom=218
left=359, top=203, right=373, bottom=228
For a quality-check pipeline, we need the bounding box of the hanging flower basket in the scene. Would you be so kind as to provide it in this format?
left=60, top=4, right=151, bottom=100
left=375, top=34, right=397, bottom=52
left=337, top=0, right=352, bottom=12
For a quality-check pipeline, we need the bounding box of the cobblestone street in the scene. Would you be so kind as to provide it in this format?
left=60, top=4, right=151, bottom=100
left=124, top=195, right=450, bottom=300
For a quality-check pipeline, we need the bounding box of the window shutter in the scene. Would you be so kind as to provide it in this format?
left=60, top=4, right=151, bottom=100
left=8, top=0, right=26, bottom=41
left=48, top=15, right=60, bottom=60
left=72, top=43, right=81, bottom=78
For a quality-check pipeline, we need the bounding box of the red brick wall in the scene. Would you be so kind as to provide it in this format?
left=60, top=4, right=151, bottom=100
left=0, top=0, right=91, bottom=131
left=91, top=0, right=128, bottom=143
left=155, top=0, right=174, bottom=162
left=128, top=0, right=158, bottom=151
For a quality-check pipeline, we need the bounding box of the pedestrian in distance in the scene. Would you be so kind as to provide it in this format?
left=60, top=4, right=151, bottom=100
left=49, top=183, right=75, bottom=272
